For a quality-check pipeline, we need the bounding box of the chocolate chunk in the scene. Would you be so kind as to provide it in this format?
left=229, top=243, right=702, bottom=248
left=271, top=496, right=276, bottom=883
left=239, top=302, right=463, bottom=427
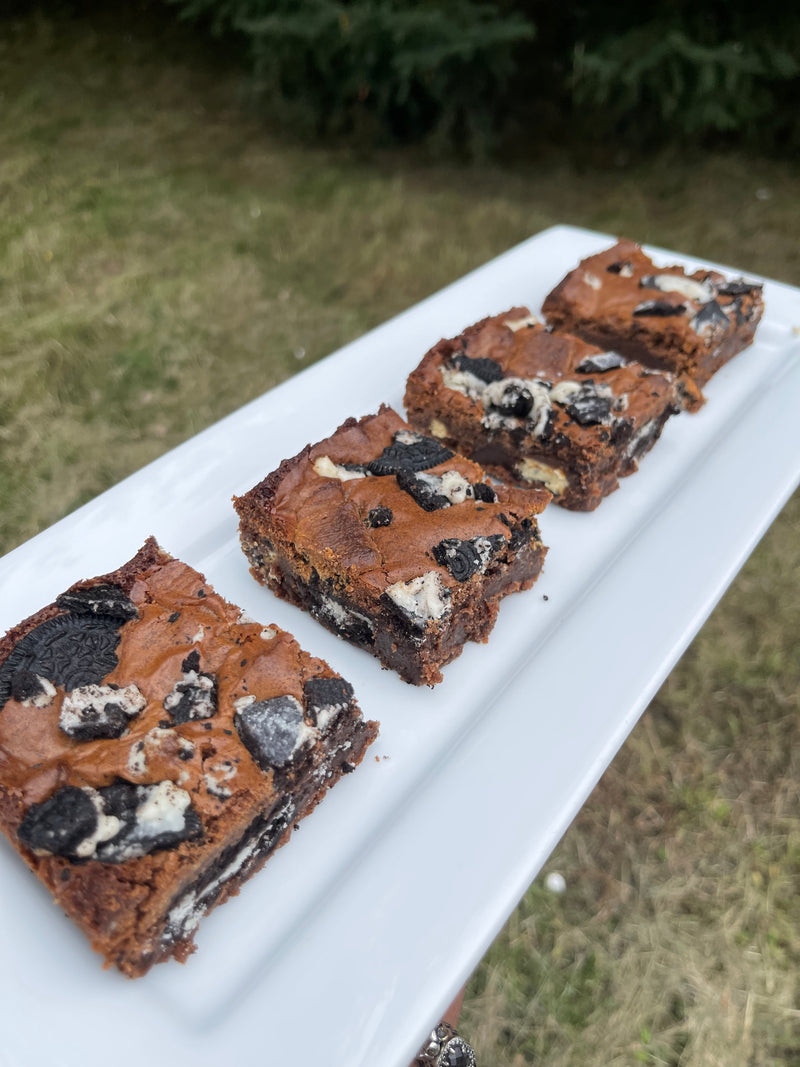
left=396, top=470, right=450, bottom=511
left=0, top=614, right=122, bottom=710
left=575, top=352, right=627, bottom=373
left=632, top=300, right=686, bottom=317
left=365, top=505, right=393, bottom=528
left=367, top=431, right=453, bottom=476
left=451, top=353, right=504, bottom=383
left=303, top=676, right=354, bottom=728
left=17, top=786, right=98, bottom=858
left=566, top=386, right=613, bottom=426
left=235, top=695, right=310, bottom=770
left=472, top=482, right=497, bottom=503
left=55, top=583, right=139, bottom=622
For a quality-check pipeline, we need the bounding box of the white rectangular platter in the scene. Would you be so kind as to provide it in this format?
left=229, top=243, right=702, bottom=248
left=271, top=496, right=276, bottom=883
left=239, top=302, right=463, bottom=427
left=1, top=225, right=799, bottom=1067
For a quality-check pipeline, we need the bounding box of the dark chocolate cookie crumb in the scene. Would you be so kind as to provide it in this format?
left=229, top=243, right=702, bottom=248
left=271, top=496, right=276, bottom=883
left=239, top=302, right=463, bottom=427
left=365, top=505, right=393, bottom=528
left=18, top=785, right=99, bottom=858
left=451, top=352, right=504, bottom=383
left=395, top=469, right=450, bottom=512
left=303, top=676, right=354, bottom=729
left=472, top=482, right=497, bottom=503
left=565, top=385, right=613, bottom=426
left=632, top=300, right=687, bottom=317
left=55, top=583, right=139, bottom=622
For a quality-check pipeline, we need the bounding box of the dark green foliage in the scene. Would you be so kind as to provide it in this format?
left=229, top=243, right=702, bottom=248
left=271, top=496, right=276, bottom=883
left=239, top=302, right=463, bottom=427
left=73, top=1, right=800, bottom=153
left=167, top=0, right=535, bottom=148
left=568, top=7, right=800, bottom=151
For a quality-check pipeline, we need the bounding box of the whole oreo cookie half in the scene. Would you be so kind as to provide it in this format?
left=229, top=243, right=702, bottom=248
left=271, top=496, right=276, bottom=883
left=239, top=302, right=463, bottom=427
left=0, top=614, right=123, bottom=710
left=367, top=431, right=453, bottom=476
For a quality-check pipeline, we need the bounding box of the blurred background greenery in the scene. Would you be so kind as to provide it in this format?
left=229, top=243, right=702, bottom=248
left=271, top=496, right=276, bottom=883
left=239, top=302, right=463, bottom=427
left=1, top=4, right=799, bottom=1065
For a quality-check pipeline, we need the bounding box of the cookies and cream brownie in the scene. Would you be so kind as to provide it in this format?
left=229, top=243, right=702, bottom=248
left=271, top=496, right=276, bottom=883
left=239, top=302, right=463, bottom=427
left=233, top=405, right=549, bottom=686
left=541, top=238, right=764, bottom=410
left=403, top=309, right=680, bottom=511
left=0, top=538, right=378, bottom=977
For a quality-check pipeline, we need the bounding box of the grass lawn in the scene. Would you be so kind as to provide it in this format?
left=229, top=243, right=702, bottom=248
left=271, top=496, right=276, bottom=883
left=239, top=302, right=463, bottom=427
left=1, top=10, right=799, bottom=1065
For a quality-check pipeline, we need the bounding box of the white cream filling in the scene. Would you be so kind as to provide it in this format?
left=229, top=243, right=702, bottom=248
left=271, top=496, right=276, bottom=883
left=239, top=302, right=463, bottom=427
left=72, top=788, right=123, bottom=860
left=503, top=313, right=540, bottom=331
left=515, top=458, right=569, bottom=496
left=386, top=571, right=451, bottom=625
left=312, top=455, right=367, bottom=481
left=647, top=273, right=714, bottom=304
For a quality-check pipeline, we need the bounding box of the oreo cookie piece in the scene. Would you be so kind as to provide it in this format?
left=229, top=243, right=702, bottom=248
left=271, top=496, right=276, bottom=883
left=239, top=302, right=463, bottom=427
left=432, top=535, right=505, bottom=582
left=565, top=385, right=613, bottom=426
left=367, top=431, right=453, bottom=476
left=0, top=614, right=123, bottom=710
left=632, top=300, right=686, bottom=317
left=9, top=669, right=56, bottom=708
left=163, top=651, right=218, bottom=723
left=234, top=695, right=314, bottom=771
left=484, top=379, right=534, bottom=418
left=396, top=469, right=451, bottom=512
left=303, top=676, right=354, bottom=730
left=575, top=352, right=628, bottom=374
left=95, top=780, right=203, bottom=863
left=56, top=583, right=139, bottom=622
left=451, top=353, right=504, bottom=384
left=365, top=506, right=393, bottom=528
left=59, top=682, right=146, bottom=741
left=716, top=278, right=762, bottom=297
left=691, top=298, right=729, bottom=334
left=17, top=785, right=100, bottom=858
left=472, top=482, right=497, bottom=504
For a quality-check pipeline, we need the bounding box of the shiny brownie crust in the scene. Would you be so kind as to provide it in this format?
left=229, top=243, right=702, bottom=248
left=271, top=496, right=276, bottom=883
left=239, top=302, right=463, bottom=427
left=541, top=238, right=764, bottom=410
left=404, top=309, right=680, bottom=511
left=233, top=405, right=549, bottom=685
left=0, top=538, right=377, bottom=976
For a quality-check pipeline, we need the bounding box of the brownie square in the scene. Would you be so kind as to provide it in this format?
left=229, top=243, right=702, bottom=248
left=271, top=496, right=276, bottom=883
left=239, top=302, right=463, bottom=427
left=0, top=538, right=378, bottom=977
left=233, top=405, right=549, bottom=686
left=403, top=309, right=680, bottom=511
left=541, top=238, right=764, bottom=410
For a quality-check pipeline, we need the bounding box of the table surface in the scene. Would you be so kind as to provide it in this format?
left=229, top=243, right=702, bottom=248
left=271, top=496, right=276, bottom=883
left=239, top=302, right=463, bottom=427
left=1, top=224, right=799, bottom=1067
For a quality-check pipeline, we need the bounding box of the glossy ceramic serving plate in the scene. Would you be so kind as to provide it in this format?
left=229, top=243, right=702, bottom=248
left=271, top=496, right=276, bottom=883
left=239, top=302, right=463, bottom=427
left=1, top=226, right=799, bottom=1067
